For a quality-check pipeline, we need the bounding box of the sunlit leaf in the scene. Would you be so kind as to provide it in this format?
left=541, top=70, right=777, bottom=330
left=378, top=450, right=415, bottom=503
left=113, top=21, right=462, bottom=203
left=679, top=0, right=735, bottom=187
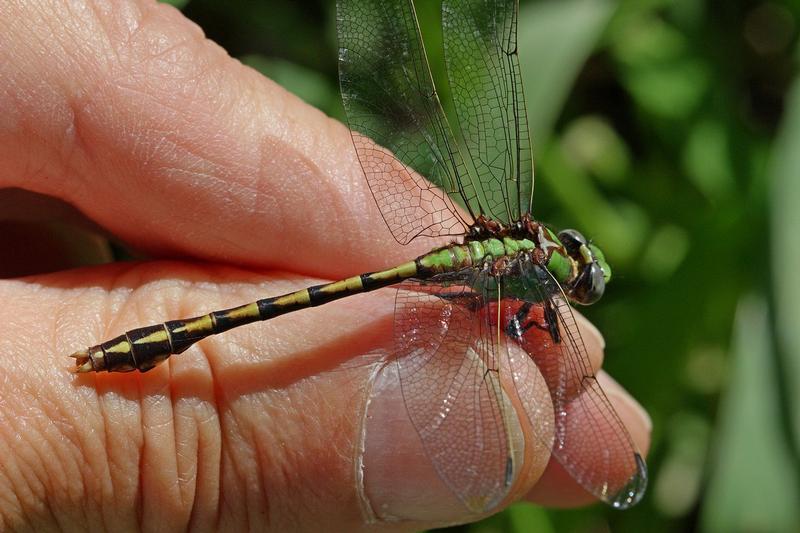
left=701, top=296, right=800, bottom=532
left=682, top=119, right=734, bottom=202
left=623, top=58, right=709, bottom=120
left=654, top=412, right=708, bottom=517
left=770, top=75, right=800, bottom=457
left=610, top=12, right=687, bottom=66
left=561, top=115, right=631, bottom=186
left=639, top=224, right=689, bottom=281
left=518, top=0, right=615, bottom=144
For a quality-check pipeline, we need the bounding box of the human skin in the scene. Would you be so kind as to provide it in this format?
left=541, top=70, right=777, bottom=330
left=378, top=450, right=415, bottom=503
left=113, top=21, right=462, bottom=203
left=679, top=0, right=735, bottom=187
left=0, top=1, right=651, bottom=531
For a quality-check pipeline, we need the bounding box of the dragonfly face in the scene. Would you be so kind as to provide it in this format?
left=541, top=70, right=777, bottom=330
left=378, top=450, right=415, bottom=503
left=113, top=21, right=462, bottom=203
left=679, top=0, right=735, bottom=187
left=558, top=229, right=612, bottom=305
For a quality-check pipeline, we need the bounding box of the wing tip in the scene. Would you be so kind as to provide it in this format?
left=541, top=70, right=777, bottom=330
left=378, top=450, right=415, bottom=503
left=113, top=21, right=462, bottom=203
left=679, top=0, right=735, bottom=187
left=609, top=452, right=648, bottom=510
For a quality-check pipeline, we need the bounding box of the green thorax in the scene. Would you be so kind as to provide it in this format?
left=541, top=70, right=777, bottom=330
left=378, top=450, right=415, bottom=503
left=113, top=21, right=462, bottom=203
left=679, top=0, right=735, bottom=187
left=417, top=228, right=575, bottom=288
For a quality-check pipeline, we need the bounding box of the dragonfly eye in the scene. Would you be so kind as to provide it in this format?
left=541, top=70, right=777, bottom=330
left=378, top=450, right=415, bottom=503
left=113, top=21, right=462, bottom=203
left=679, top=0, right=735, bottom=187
left=567, top=262, right=606, bottom=305
left=558, top=229, right=588, bottom=256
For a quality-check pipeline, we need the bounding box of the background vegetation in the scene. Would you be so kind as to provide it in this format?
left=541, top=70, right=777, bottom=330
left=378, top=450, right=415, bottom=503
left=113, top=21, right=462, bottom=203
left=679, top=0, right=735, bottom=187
left=11, top=0, right=798, bottom=531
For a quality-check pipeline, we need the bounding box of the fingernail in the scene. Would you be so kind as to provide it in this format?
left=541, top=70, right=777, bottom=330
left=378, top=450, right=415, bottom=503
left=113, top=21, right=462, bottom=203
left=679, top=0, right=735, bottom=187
left=358, top=360, right=525, bottom=523
left=598, top=371, right=652, bottom=435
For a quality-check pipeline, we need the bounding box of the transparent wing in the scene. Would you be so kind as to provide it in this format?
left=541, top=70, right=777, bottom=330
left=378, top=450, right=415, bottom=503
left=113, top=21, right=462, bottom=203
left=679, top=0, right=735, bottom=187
left=443, top=0, right=534, bottom=223
left=503, top=259, right=647, bottom=508
left=337, top=0, right=484, bottom=244
left=394, top=271, right=515, bottom=513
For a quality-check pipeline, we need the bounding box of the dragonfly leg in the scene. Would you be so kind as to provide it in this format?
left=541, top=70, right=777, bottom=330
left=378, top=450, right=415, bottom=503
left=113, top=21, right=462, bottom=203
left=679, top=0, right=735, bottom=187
left=505, top=300, right=561, bottom=344
left=542, top=299, right=562, bottom=344
left=505, top=302, right=535, bottom=338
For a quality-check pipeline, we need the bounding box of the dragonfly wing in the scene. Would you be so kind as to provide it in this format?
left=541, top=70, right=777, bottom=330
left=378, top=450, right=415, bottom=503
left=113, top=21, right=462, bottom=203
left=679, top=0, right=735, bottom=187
left=394, top=273, right=518, bottom=513
left=505, top=260, right=647, bottom=509
left=443, top=0, right=534, bottom=223
left=337, top=0, right=482, bottom=244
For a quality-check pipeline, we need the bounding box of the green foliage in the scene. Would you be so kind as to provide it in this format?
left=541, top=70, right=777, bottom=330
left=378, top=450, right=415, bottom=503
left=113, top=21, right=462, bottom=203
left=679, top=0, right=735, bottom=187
left=519, top=0, right=615, bottom=145
left=242, top=54, right=342, bottom=118
left=159, top=0, right=190, bottom=9
left=770, top=75, right=800, bottom=463
left=175, top=0, right=800, bottom=530
left=702, top=296, right=799, bottom=532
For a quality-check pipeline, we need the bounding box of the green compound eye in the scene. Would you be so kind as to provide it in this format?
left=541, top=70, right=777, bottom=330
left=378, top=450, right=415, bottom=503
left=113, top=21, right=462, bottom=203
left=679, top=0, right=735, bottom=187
left=589, top=243, right=612, bottom=283
left=554, top=230, right=612, bottom=304
left=568, top=261, right=606, bottom=305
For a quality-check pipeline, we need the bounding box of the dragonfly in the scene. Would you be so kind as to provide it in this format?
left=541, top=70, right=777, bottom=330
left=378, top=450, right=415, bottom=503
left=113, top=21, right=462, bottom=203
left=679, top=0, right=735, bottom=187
left=69, top=0, right=647, bottom=512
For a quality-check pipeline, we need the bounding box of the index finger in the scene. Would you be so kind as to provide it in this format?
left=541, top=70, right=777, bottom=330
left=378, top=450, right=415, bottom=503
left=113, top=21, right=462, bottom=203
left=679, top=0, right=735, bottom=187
left=0, top=1, right=425, bottom=279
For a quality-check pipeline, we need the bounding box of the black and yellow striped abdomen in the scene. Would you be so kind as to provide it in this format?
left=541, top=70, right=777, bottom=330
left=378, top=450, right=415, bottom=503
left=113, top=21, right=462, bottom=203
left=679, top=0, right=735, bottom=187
left=71, top=261, right=420, bottom=373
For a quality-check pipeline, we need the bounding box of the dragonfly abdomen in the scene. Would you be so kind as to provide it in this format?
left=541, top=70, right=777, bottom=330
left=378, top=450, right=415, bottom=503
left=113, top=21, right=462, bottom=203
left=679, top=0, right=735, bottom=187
left=70, top=260, right=421, bottom=373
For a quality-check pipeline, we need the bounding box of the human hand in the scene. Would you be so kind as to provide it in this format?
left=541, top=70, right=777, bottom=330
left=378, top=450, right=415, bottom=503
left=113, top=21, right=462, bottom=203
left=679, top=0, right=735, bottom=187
left=0, top=1, right=651, bottom=530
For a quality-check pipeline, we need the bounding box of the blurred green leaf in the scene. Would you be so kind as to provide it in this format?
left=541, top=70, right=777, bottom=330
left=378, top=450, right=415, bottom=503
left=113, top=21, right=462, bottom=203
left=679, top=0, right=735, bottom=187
left=507, top=503, right=554, bottom=533
left=561, top=115, right=631, bottom=186
left=701, top=296, right=800, bottom=533
left=159, top=0, right=190, bottom=9
left=519, top=0, right=615, bottom=144
left=241, top=54, right=342, bottom=118
left=610, top=11, right=688, bottom=66
left=623, top=58, right=710, bottom=120
left=682, top=119, right=735, bottom=202
left=654, top=412, right=708, bottom=517
left=639, top=223, right=690, bottom=281
left=667, top=0, right=707, bottom=30
left=685, top=346, right=728, bottom=395
left=770, top=74, right=800, bottom=460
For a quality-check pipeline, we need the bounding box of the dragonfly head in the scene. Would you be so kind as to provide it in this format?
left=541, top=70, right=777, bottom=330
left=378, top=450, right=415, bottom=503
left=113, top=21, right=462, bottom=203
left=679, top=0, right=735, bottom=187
left=557, top=229, right=612, bottom=305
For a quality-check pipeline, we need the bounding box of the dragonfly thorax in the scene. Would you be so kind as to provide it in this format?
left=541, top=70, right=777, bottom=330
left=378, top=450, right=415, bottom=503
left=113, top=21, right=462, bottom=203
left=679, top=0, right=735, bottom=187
left=417, top=218, right=611, bottom=306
